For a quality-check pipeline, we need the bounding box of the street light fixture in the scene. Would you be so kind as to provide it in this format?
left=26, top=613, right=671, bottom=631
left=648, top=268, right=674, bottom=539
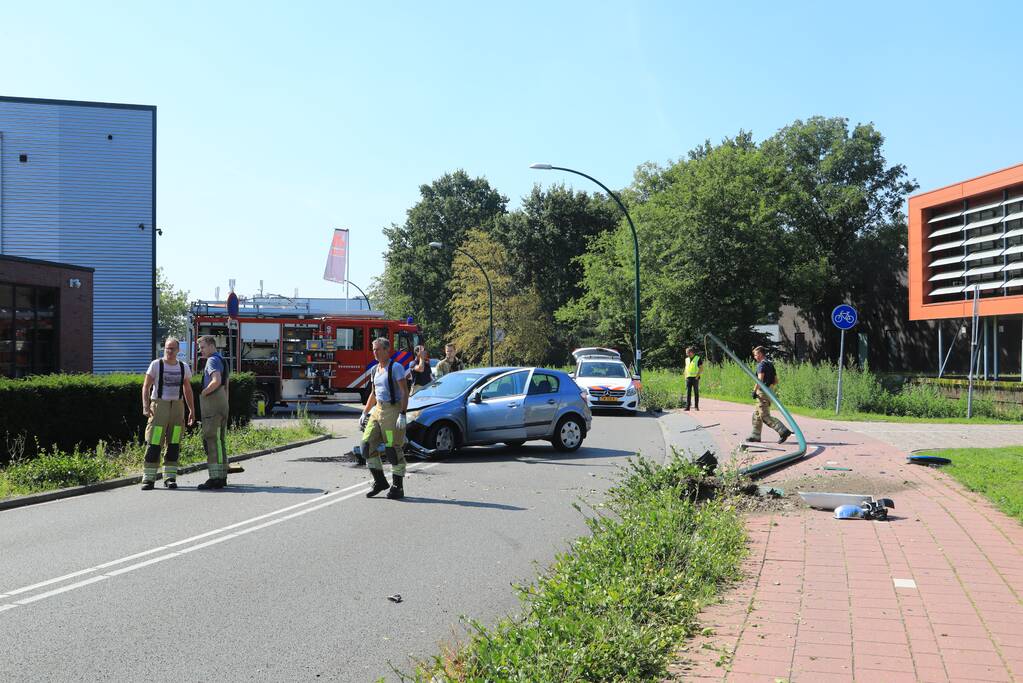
left=343, top=279, right=372, bottom=311
left=430, top=241, right=494, bottom=367
left=529, top=163, right=642, bottom=378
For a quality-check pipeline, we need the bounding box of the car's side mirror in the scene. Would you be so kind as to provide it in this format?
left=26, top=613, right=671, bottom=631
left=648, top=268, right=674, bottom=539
left=470, top=391, right=482, bottom=404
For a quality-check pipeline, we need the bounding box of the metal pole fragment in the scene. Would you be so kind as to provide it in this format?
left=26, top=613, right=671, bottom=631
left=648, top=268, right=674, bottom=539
left=967, top=286, right=979, bottom=418
left=835, top=329, right=845, bottom=415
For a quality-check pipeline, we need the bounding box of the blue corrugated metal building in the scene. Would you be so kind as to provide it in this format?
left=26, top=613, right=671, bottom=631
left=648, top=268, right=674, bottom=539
left=0, top=96, right=155, bottom=373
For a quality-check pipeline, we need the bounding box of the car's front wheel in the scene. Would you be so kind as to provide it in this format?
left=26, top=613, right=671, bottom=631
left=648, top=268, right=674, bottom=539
left=552, top=415, right=585, bottom=452
left=426, top=422, right=458, bottom=455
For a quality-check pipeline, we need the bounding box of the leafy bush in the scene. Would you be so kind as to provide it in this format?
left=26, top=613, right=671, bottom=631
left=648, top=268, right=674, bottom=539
left=0, top=372, right=255, bottom=465
left=3, top=445, right=122, bottom=491
left=412, top=454, right=746, bottom=681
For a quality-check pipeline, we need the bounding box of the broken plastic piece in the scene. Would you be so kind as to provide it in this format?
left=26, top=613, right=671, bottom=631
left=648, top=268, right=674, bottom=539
left=834, top=504, right=863, bottom=519
left=387, top=594, right=403, bottom=603
left=757, top=486, right=784, bottom=498
left=695, top=450, right=718, bottom=475
left=835, top=499, right=893, bottom=521
left=823, top=466, right=852, bottom=471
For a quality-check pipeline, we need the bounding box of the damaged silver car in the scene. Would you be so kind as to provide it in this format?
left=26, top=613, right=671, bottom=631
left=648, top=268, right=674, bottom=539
left=404, top=367, right=592, bottom=455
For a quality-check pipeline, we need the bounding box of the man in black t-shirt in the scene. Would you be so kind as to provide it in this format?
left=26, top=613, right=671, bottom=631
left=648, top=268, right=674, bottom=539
left=747, top=346, right=792, bottom=444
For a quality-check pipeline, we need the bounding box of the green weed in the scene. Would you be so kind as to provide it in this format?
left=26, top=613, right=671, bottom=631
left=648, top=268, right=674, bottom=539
left=640, top=364, right=1022, bottom=422
left=922, top=447, right=1023, bottom=522
left=409, top=453, right=747, bottom=682
left=0, top=424, right=323, bottom=499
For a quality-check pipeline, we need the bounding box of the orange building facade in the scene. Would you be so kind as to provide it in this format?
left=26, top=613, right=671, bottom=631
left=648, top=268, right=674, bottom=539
left=908, top=163, right=1023, bottom=377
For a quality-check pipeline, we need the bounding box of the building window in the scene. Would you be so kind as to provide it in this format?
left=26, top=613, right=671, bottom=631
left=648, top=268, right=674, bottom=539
left=334, top=327, right=364, bottom=351
left=0, top=283, right=59, bottom=378
left=794, top=332, right=806, bottom=361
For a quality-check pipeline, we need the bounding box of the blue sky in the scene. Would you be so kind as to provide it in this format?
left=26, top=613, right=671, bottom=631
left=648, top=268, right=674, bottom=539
left=2, top=1, right=1020, bottom=303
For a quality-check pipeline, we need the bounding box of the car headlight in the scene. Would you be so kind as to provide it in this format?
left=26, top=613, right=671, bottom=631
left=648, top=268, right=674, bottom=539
left=406, top=409, right=422, bottom=422
left=626, top=385, right=637, bottom=396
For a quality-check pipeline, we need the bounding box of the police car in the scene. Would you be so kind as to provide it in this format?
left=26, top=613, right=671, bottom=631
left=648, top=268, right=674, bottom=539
left=570, top=348, right=640, bottom=413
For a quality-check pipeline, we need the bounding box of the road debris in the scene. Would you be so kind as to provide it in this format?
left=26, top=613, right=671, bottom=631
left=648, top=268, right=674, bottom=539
left=387, top=594, right=403, bottom=603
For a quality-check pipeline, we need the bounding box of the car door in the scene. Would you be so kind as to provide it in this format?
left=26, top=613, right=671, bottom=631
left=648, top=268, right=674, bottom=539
left=465, top=370, right=529, bottom=443
left=523, top=371, right=562, bottom=438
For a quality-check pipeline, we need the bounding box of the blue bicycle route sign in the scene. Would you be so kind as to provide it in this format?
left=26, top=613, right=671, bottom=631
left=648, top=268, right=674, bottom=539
left=831, top=304, right=858, bottom=330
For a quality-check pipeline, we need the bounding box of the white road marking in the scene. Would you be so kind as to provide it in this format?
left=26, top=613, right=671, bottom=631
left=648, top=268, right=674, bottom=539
left=893, top=577, right=917, bottom=589
left=15, top=575, right=110, bottom=605
left=105, top=553, right=180, bottom=577
left=0, top=463, right=437, bottom=612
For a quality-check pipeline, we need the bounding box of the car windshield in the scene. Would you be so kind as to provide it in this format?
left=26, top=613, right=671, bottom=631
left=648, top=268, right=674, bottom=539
left=412, top=370, right=486, bottom=399
left=577, top=361, right=630, bottom=378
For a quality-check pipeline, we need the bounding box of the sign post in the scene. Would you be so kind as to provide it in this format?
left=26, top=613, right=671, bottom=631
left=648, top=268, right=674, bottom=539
left=831, top=304, right=858, bottom=415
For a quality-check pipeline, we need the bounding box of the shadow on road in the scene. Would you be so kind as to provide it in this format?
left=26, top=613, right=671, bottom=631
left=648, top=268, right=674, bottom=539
left=433, top=445, right=636, bottom=466
left=176, top=484, right=326, bottom=494
left=290, top=456, right=354, bottom=464
left=398, top=497, right=527, bottom=511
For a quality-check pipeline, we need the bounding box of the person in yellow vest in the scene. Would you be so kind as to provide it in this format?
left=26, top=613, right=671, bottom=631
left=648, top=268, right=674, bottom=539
left=683, top=346, right=703, bottom=411
left=140, top=337, right=196, bottom=490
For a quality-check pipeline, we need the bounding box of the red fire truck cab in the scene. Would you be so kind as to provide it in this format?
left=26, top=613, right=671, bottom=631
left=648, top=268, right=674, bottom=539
left=189, top=298, right=423, bottom=409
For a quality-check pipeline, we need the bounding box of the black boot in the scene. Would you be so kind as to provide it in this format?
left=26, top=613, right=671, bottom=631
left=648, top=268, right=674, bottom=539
left=366, top=469, right=389, bottom=497
left=386, top=475, right=404, bottom=500
left=777, top=428, right=792, bottom=444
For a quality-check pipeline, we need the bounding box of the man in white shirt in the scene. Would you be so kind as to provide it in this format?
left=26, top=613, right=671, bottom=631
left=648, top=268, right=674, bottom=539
left=140, top=337, right=196, bottom=490
left=359, top=337, right=410, bottom=499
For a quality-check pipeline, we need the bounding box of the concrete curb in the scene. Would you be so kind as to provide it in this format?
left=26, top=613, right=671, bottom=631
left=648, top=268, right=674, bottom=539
left=0, top=434, right=332, bottom=513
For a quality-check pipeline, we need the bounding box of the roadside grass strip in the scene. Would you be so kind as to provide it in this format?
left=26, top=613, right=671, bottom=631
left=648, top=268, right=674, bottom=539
left=641, top=366, right=1021, bottom=423
left=409, top=454, right=746, bottom=682
left=0, top=422, right=326, bottom=499
left=922, top=446, right=1023, bottom=522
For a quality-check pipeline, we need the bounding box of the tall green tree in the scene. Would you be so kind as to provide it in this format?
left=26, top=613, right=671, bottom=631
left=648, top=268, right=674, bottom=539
left=380, top=171, right=507, bottom=344
left=449, top=230, right=554, bottom=366
left=560, top=132, right=785, bottom=367
left=156, top=267, right=190, bottom=339
left=761, top=117, right=918, bottom=356
left=491, top=184, right=619, bottom=362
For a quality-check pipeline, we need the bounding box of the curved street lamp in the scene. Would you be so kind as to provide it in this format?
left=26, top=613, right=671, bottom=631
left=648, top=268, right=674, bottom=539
left=529, top=163, right=642, bottom=377
left=430, top=241, right=494, bottom=367
left=343, top=279, right=372, bottom=311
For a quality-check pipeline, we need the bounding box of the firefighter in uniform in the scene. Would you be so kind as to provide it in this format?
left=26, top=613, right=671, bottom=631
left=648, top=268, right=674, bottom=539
left=197, top=335, right=231, bottom=489
left=747, top=346, right=792, bottom=444
left=141, top=337, right=195, bottom=490
left=359, top=336, right=409, bottom=499
left=683, top=346, right=703, bottom=411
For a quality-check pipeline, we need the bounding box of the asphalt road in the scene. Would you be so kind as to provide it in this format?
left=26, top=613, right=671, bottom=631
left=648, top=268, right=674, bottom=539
left=0, top=410, right=675, bottom=682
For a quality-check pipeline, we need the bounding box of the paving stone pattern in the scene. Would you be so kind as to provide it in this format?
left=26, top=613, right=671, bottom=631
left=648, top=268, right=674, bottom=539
left=665, top=399, right=1023, bottom=683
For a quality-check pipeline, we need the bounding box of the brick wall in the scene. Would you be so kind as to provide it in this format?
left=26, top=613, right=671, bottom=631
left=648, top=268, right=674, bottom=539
left=0, top=256, right=93, bottom=373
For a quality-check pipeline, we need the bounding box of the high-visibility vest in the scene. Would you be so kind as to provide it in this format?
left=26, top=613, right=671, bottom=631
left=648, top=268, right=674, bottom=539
left=684, top=355, right=701, bottom=378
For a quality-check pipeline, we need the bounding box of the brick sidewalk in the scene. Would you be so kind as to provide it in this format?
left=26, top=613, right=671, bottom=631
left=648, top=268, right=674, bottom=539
left=665, top=399, right=1023, bottom=682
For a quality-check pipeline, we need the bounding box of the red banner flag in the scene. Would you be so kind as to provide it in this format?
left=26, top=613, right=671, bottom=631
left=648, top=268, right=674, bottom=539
left=323, top=228, right=349, bottom=283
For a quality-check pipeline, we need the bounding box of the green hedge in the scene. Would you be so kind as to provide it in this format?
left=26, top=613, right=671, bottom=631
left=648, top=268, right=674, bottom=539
left=0, top=372, right=254, bottom=465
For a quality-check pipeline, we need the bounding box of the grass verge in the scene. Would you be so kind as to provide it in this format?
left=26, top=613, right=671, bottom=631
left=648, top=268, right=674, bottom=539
left=641, top=367, right=1022, bottom=424
left=921, top=447, right=1023, bottom=522
left=407, top=453, right=747, bottom=682
left=0, top=412, right=327, bottom=499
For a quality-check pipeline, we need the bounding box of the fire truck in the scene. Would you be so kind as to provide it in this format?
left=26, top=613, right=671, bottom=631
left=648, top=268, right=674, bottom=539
left=188, top=297, right=423, bottom=410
